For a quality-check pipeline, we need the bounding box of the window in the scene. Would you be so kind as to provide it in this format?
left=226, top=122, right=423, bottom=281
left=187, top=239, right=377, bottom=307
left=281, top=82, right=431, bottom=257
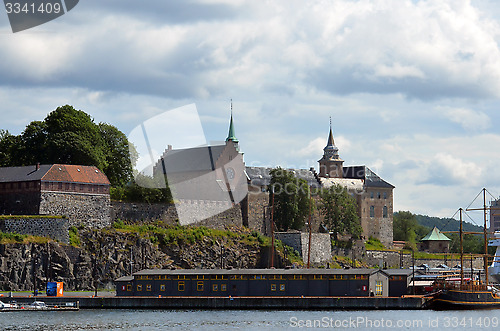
left=383, top=192, right=387, bottom=199
left=375, top=281, right=383, bottom=296
left=126, top=285, right=132, bottom=291
left=146, top=284, right=152, bottom=291
left=178, top=281, right=185, bottom=291
left=271, top=284, right=277, bottom=291
left=221, top=284, right=227, bottom=291
left=197, top=281, right=204, bottom=291
left=370, top=206, right=375, bottom=218
left=137, top=285, right=142, bottom=291
left=160, top=284, right=166, bottom=291
left=280, top=284, right=286, bottom=291
left=377, top=192, right=381, bottom=199
left=213, top=284, right=218, bottom=291
left=383, top=206, right=388, bottom=218
left=370, top=191, right=374, bottom=199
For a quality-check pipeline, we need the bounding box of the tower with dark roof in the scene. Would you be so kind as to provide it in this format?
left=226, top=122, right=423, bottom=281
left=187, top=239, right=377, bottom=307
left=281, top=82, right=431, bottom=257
left=318, top=123, right=344, bottom=178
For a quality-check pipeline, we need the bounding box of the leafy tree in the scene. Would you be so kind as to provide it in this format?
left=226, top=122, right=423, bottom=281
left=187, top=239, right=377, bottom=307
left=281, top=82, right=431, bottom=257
left=0, top=130, right=21, bottom=167
left=393, top=211, right=419, bottom=242
left=99, top=123, right=134, bottom=187
left=0, top=105, right=134, bottom=187
left=110, top=174, right=172, bottom=203
left=268, top=167, right=312, bottom=231
left=319, top=184, right=361, bottom=241
left=43, top=105, right=107, bottom=169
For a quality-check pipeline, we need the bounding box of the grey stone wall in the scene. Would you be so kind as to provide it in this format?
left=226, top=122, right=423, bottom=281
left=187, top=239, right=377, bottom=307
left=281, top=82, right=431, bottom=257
left=276, top=232, right=332, bottom=264
left=111, top=201, right=178, bottom=224
left=39, top=192, right=111, bottom=228
left=0, top=217, right=69, bottom=243
left=112, top=201, right=243, bottom=230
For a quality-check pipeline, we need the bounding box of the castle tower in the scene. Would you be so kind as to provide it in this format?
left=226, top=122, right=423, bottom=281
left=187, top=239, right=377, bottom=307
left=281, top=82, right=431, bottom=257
left=318, top=121, right=344, bottom=178
left=226, top=100, right=240, bottom=152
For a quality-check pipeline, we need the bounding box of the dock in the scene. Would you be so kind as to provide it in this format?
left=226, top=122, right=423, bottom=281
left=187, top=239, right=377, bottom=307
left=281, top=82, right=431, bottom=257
left=1, top=295, right=432, bottom=310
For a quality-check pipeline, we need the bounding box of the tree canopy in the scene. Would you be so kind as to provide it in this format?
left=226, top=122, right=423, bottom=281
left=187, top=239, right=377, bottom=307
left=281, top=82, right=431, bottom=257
left=0, top=105, right=133, bottom=187
left=268, top=167, right=312, bottom=231
left=319, top=184, right=361, bottom=241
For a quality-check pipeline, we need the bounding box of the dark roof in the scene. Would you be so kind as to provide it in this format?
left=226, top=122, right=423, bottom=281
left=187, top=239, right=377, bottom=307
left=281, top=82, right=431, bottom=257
left=115, top=275, right=134, bottom=282
left=382, top=269, right=416, bottom=276
left=133, top=268, right=383, bottom=276
left=0, top=164, right=52, bottom=182
left=0, top=164, right=110, bottom=185
left=156, top=145, right=226, bottom=173
left=343, top=166, right=394, bottom=189
left=245, top=166, right=321, bottom=188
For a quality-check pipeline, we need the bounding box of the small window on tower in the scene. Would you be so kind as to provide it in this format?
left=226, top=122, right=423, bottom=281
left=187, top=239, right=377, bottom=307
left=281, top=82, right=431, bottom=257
left=370, top=206, right=375, bottom=218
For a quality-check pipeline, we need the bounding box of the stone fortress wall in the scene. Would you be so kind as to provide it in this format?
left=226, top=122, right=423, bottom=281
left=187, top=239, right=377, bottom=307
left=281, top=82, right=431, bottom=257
left=111, top=201, right=244, bottom=230
left=39, top=192, right=111, bottom=228
left=0, top=216, right=69, bottom=243
left=276, top=232, right=332, bottom=264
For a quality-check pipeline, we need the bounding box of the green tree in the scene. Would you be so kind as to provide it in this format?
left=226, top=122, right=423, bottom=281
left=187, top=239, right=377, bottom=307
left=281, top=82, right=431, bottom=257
left=0, top=130, right=21, bottom=167
left=268, top=167, right=312, bottom=231
left=0, top=105, right=134, bottom=187
left=43, top=105, right=107, bottom=169
left=319, top=184, right=361, bottom=241
left=393, top=211, right=418, bottom=242
left=99, top=123, right=134, bottom=187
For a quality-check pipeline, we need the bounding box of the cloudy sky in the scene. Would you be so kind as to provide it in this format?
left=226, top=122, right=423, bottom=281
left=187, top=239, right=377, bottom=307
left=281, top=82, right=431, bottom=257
left=1, top=0, right=500, bottom=223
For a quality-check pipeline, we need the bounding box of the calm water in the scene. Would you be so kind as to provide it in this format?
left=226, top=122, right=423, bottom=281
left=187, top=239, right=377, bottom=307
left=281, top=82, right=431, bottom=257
left=1, top=309, right=500, bottom=330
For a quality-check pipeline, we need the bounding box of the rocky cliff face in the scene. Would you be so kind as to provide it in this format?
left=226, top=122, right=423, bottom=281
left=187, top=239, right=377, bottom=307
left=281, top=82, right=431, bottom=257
left=0, top=227, right=266, bottom=291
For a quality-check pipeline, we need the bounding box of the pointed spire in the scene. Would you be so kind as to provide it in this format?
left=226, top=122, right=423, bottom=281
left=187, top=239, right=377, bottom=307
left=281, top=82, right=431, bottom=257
left=226, top=99, right=238, bottom=143
left=323, top=117, right=339, bottom=159
left=327, top=116, right=335, bottom=146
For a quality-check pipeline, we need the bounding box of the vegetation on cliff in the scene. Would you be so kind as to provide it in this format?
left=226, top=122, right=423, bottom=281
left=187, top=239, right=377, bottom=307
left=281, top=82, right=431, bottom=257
left=0, top=222, right=302, bottom=291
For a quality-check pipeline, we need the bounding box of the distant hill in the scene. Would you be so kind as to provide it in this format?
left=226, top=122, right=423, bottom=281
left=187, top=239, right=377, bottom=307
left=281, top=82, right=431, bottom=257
left=414, top=214, right=484, bottom=233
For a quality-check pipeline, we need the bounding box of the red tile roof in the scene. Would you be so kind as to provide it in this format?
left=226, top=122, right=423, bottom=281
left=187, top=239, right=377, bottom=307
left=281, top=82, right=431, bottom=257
left=41, top=164, right=110, bottom=185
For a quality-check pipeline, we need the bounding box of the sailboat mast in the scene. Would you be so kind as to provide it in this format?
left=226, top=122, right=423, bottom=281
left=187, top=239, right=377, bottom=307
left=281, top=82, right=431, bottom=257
left=484, top=188, right=489, bottom=285
left=460, top=208, right=464, bottom=289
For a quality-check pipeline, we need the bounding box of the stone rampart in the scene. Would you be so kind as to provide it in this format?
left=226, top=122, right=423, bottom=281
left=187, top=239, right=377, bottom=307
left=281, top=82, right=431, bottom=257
left=0, top=216, right=69, bottom=243
left=39, top=192, right=111, bottom=228
left=276, top=232, right=332, bottom=264
left=112, top=200, right=243, bottom=230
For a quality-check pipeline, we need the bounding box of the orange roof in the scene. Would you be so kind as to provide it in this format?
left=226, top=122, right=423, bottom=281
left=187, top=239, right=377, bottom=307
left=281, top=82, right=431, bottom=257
left=41, top=164, right=110, bottom=185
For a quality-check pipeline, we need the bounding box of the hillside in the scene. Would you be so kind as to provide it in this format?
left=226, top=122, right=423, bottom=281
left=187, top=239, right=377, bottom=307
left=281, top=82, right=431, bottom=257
left=414, top=214, right=484, bottom=233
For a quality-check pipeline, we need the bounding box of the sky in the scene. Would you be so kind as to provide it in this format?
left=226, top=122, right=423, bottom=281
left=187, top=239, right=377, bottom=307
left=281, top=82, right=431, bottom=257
left=0, top=0, right=500, bottom=224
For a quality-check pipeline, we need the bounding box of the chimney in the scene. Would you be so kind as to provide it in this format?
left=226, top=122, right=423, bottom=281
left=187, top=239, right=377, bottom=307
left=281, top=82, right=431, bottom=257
left=35, top=163, right=40, bottom=171
left=167, top=145, right=172, bottom=151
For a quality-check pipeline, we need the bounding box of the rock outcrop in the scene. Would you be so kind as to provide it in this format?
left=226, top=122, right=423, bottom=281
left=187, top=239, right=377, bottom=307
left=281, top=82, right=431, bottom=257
left=0, top=226, right=268, bottom=291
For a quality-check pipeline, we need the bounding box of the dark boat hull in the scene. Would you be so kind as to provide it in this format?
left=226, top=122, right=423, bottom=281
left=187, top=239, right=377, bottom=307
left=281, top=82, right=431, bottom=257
left=433, top=289, right=500, bottom=309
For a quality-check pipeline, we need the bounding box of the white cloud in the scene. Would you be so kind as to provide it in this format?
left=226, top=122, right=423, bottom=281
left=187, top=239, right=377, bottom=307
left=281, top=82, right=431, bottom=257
left=440, top=106, right=491, bottom=131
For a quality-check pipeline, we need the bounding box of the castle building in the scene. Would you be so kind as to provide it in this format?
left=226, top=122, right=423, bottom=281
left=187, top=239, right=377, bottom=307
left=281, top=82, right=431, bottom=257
left=317, top=125, right=394, bottom=246
left=246, top=124, right=395, bottom=247
left=152, top=111, right=248, bottom=226
left=0, top=164, right=111, bottom=228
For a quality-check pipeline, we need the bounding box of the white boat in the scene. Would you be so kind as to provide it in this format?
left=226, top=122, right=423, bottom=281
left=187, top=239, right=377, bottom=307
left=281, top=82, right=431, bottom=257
left=488, top=233, right=500, bottom=283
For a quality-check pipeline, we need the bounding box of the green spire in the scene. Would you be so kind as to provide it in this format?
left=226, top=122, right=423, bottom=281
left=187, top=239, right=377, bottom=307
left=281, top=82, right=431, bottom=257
left=226, top=101, right=238, bottom=143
